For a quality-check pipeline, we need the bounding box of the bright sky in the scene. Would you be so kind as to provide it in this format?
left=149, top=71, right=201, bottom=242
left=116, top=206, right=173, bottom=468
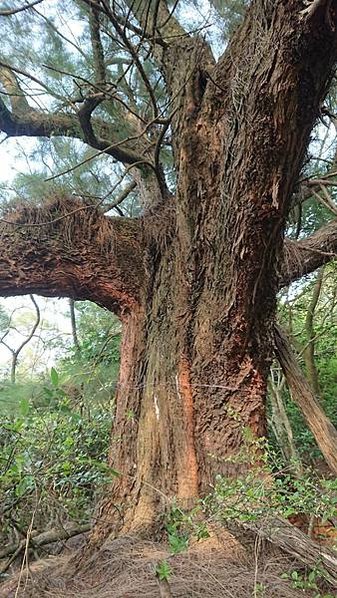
left=0, top=2, right=89, bottom=374
left=0, top=140, right=72, bottom=372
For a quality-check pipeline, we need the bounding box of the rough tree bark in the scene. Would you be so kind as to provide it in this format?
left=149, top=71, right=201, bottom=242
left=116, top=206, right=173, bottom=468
left=1, top=0, right=337, bottom=543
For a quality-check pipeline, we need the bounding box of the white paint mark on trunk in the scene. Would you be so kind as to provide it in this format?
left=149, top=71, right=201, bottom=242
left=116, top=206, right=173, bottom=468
left=154, top=395, right=160, bottom=420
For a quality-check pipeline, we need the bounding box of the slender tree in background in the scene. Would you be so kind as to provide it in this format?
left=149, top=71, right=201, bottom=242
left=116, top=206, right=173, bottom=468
left=69, top=298, right=81, bottom=352
left=2, top=0, right=337, bottom=541
left=303, top=267, right=324, bottom=397
left=0, top=295, right=40, bottom=384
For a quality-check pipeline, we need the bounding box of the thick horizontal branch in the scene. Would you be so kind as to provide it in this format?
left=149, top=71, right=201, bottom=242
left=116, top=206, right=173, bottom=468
left=0, top=0, right=43, bottom=16
left=0, top=197, right=147, bottom=318
left=281, top=220, right=337, bottom=286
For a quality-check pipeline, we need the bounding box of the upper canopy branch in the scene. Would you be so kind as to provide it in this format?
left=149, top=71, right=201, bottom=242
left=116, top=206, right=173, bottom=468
left=0, top=197, right=147, bottom=318
left=99, top=0, right=187, bottom=56
left=88, top=2, right=106, bottom=85
left=113, top=0, right=215, bottom=109
left=0, top=61, right=150, bottom=166
left=0, top=2, right=200, bottom=200
left=0, top=101, right=147, bottom=166
left=79, top=0, right=193, bottom=117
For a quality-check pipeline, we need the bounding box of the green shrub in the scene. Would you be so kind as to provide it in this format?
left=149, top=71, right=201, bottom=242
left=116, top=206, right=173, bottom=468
left=0, top=381, right=114, bottom=547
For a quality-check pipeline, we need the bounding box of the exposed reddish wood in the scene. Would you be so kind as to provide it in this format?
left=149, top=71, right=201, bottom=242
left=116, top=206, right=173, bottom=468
left=176, top=354, right=199, bottom=499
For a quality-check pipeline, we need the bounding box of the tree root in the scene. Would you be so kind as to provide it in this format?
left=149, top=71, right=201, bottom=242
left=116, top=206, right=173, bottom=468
left=234, top=515, right=337, bottom=587
left=0, top=523, right=90, bottom=576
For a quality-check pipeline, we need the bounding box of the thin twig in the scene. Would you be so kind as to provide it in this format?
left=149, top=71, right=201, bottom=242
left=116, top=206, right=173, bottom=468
left=0, top=0, right=43, bottom=16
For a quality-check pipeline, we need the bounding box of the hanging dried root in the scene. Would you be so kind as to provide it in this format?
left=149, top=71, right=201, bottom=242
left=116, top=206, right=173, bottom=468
left=274, top=325, right=337, bottom=476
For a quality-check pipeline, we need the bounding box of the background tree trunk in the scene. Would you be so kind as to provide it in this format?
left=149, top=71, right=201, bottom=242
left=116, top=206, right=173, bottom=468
left=303, top=268, right=324, bottom=397
left=269, top=375, right=303, bottom=474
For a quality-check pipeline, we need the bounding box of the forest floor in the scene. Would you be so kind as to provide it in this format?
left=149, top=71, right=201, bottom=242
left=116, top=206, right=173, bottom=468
left=0, top=525, right=332, bottom=597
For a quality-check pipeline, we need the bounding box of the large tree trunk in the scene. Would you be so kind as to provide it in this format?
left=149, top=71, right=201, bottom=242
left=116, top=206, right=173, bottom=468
left=2, top=0, right=337, bottom=548
left=92, top=245, right=270, bottom=540
left=88, top=1, right=337, bottom=541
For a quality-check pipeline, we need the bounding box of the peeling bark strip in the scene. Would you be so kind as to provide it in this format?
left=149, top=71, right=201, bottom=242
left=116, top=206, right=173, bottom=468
left=0, top=197, right=146, bottom=317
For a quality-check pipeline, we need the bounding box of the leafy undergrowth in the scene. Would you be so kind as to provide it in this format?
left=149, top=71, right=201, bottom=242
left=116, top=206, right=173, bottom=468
left=205, top=469, right=337, bottom=534
left=1, top=375, right=337, bottom=597
left=2, top=466, right=337, bottom=596
left=0, top=375, right=114, bottom=557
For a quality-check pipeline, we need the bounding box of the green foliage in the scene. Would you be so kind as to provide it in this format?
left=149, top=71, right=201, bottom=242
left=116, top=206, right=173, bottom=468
left=163, top=463, right=337, bottom=595
left=50, top=366, right=59, bottom=387
left=0, top=296, right=121, bottom=552
left=59, top=302, right=121, bottom=405
left=164, top=438, right=337, bottom=555
left=155, top=560, right=171, bottom=582
left=0, top=384, right=114, bottom=547
left=165, top=503, right=209, bottom=555
left=204, top=467, right=337, bottom=526
left=281, top=566, right=335, bottom=597
left=0, top=382, right=40, bottom=413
